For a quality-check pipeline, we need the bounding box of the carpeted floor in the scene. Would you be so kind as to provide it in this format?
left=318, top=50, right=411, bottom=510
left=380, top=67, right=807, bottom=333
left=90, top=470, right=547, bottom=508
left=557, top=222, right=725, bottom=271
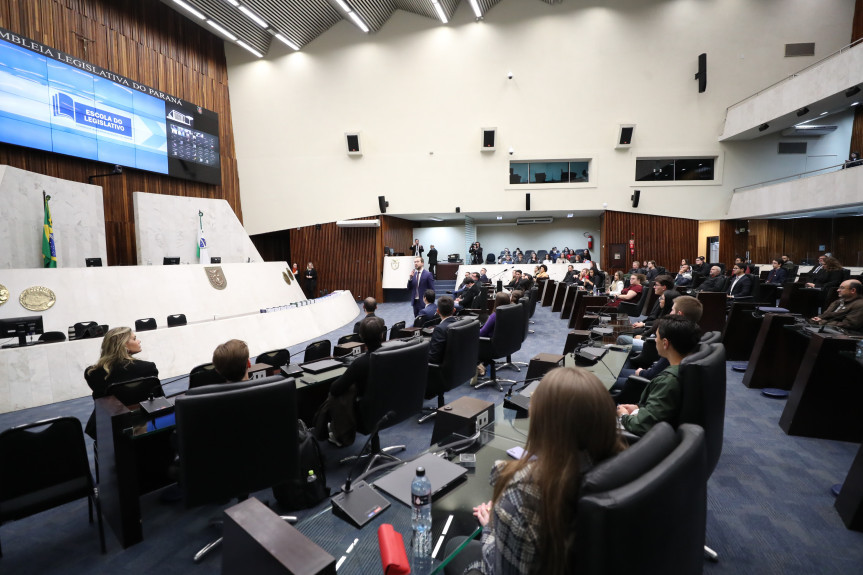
left=0, top=296, right=860, bottom=574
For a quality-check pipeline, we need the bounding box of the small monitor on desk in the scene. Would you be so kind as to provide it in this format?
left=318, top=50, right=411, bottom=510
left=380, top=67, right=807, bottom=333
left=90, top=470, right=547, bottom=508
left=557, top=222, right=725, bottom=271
left=210, top=256, right=221, bottom=264
left=163, top=257, right=180, bottom=265
left=85, top=257, right=102, bottom=267
left=1, top=316, right=44, bottom=348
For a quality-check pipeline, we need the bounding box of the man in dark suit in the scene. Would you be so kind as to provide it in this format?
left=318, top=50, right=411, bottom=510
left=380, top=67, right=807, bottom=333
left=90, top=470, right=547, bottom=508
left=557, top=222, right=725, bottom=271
left=562, top=264, right=578, bottom=284
left=726, top=264, right=753, bottom=299
left=427, top=244, right=438, bottom=278
left=765, top=260, right=787, bottom=285
left=414, top=289, right=437, bottom=326
left=478, top=268, right=489, bottom=285
left=645, top=260, right=660, bottom=282
left=428, top=296, right=458, bottom=364
left=698, top=266, right=726, bottom=292
left=410, top=238, right=424, bottom=257
left=455, top=275, right=480, bottom=310
left=504, top=270, right=524, bottom=290
left=353, top=297, right=378, bottom=333
left=407, top=257, right=435, bottom=317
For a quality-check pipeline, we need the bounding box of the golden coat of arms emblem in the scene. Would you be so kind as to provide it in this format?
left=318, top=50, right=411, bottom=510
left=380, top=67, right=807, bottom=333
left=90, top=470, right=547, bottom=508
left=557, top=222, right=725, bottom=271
left=390, top=259, right=400, bottom=270
left=204, top=266, right=227, bottom=290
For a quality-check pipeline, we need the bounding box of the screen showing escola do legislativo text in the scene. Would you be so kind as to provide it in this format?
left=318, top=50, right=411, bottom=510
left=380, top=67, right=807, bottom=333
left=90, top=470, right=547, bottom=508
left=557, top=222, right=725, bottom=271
left=0, top=27, right=221, bottom=185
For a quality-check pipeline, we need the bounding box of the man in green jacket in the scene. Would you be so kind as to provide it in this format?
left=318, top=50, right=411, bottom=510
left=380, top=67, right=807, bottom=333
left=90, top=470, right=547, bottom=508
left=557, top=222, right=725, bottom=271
left=616, top=315, right=701, bottom=435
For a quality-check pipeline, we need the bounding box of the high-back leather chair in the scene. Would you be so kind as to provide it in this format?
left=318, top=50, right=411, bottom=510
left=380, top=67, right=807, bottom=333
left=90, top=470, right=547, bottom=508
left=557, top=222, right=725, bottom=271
left=167, top=314, right=187, bottom=327
left=174, top=377, right=299, bottom=561
left=256, top=348, right=290, bottom=368
left=475, top=304, right=524, bottom=391
left=188, top=362, right=226, bottom=389
left=575, top=424, right=707, bottom=574
left=420, top=318, right=480, bottom=423
left=303, top=339, right=331, bottom=362
left=389, top=321, right=406, bottom=340
left=0, top=416, right=106, bottom=557
left=351, top=339, right=430, bottom=473
left=134, top=318, right=157, bottom=332
left=105, top=376, right=164, bottom=405
left=337, top=333, right=362, bottom=345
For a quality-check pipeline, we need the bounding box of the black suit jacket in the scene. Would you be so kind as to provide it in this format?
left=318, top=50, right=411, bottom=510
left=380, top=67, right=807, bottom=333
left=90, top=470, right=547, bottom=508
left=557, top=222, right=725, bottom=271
left=427, top=248, right=438, bottom=264
left=428, top=316, right=458, bottom=364
left=699, top=275, right=726, bottom=293
left=812, top=268, right=843, bottom=289
left=726, top=274, right=753, bottom=298
left=766, top=267, right=787, bottom=285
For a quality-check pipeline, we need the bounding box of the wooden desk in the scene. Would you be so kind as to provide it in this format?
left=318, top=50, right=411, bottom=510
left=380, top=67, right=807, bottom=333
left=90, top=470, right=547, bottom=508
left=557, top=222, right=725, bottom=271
left=551, top=282, right=567, bottom=312
left=560, top=284, right=579, bottom=320
left=572, top=296, right=608, bottom=331
left=778, top=283, right=820, bottom=317
left=696, top=291, right=727, bottom=334
left=836, top=441, right=863, bottom=532
left=721, top=301, right=761, bottom=361
left=779, top=333, right=863, bottom=441
left=435, top=263, right=460, bottom=280
left=742, top=314, right=802, bottom=390
left=541, top=279, right=557, bottom=307
left=95, top=396, right=176, bottom=548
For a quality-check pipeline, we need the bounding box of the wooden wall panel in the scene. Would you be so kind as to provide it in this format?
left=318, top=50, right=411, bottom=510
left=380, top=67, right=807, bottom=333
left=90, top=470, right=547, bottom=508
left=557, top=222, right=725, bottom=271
left=381, top=217, right=415, bottom=257
left=601, top=211, right=698, bottom=274
left=0, top=0, right=240, bottom=266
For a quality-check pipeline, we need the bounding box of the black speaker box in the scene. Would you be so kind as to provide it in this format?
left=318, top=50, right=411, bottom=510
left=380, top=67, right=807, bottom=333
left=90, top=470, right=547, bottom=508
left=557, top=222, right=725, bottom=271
left=526, top=193, right=531, bottom=211
left=631, top=189, right=641, bottom=208
left=346, top=133, right=360, bottom=154
left=696, top=53, right=707, bottom=93
left=618, top=126, right=634, bottom=146
left=378, top=195, right=388, bottom=213
left=482, top=129, right=495, bottom=149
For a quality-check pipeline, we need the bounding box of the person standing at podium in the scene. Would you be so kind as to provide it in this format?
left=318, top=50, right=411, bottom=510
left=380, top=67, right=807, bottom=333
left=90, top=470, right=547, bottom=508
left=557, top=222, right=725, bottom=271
left=303, top=262, right=318, bottom=299
left=84, top=327, right=159, bottom=440
left=408, top=256, right=435, bottom=317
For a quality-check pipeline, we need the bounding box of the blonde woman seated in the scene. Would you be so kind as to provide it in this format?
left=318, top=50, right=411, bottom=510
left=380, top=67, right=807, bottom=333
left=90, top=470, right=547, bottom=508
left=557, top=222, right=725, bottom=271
left=607, top=271, right=626, bottom=296
left=444, top=367, right=626, bottom=575
left=84, top=327, right=159, bottom=439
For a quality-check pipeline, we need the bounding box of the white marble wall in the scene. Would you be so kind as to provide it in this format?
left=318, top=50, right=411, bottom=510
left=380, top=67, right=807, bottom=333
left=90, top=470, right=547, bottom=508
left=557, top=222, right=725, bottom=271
left=0, top=165, right=107, bottom=269
left=133, top=192, right=262, bottom=264
left=0, top=289, right=359, bottom=413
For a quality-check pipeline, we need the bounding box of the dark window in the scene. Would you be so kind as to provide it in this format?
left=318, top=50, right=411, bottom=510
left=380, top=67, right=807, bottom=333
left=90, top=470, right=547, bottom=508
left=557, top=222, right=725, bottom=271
left=636, top=157, right=714, bottom=181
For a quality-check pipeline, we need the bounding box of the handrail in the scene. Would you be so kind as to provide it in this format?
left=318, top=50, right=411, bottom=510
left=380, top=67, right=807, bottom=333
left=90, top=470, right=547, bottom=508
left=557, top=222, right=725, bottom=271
left=733, top=162, right=849, bottom=192
left=725, top=38, right=863, bottom=112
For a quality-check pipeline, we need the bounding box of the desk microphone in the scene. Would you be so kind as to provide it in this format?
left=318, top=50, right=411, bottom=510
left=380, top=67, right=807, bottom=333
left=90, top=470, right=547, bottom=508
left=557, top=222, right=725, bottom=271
left=504, top=375, right=546, bottom=399
left=342, top=410, right=396, bottom=494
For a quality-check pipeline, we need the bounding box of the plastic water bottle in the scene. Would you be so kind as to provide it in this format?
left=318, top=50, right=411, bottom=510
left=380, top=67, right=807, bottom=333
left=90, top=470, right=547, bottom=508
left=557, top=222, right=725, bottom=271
left=411, top=466, right=432, bottom=557
left=306, top=469, right=316, bottom=483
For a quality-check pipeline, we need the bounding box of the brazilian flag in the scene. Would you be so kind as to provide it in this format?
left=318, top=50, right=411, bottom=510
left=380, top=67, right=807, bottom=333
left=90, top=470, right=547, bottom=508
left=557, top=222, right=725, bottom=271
left=42, top=195, right=57, bottom=268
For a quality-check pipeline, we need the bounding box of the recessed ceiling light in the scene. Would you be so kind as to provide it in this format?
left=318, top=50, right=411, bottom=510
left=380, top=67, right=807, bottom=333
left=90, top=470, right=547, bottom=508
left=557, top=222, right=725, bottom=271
left=819, top=111, right=828, bottom=116
left=173, top=0, right=205, bottom=19
left=239, top=6, right=268, bottom=28
left=207, top=20, right=237, bottom=41
left=237, top=40, right=263, bottom=58
left=274, top=33, right=300, bottom=50
left=496, top=216, right=503, bottom=220
left=428, top=217, right=443, bottom=222
left=567, top=213, right=573, bottom=218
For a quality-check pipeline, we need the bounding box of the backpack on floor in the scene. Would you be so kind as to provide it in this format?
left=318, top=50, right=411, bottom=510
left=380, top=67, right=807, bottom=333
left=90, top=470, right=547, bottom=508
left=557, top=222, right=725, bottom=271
left=272, top=420, right=330, bottom=509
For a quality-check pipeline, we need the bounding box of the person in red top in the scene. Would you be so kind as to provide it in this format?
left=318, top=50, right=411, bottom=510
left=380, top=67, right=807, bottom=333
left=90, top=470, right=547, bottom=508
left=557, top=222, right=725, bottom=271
left=608, top=273, right=645, bottom=307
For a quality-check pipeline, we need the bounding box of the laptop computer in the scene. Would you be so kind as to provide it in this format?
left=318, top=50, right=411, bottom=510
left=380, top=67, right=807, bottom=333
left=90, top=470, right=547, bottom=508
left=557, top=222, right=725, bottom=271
left=373, top=452, right=468, bottom=507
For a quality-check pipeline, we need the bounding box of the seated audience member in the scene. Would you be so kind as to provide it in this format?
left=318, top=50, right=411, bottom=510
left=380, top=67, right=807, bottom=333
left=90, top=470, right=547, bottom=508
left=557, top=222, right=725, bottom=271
left=454, top=272, right=472, bottom=297
left=805, top=256, right=844, bottom=290
left=810, top=280, right=863, bottom=333
left=428, top=296, right=458, bottom=364
left=515, top=253, right=526, bottom=263
left=780, top=255, right=794, bottom=271
left=353, top=297, right=378, bottom=332
left=212, top=339, right=251, bottom=382
left=734, top=257, right=752, bottom=275
left=630, top=260, right=646, bottom=275
left=562, top=264, right=578, bottom=285
left=844, top=151, right=863, bottom=168
left=505, top=270, right=524, bottom=290
left=535, top=264, right=549, bottom=280
left=84, top=327, right=159, bottom=439
left=608, top=273, right=645, bottom=307
left=520, top=273, right=535, bottom=291
left=698, top=266, right=726, bottom=292
left=765, top=260, right=787, bottom=285
left=726, top=264, right=753, bottom=299
left=414, top=289, right=437, bottom=326
left=510, top=289, right=525, bottom=304
left=476, top=292, right=514, bottom=377
left=645, top=260, right=659, bottom=282
left=549, top=247, right=560, bottom=262
left=691, top=256, right=707, bottom=275
left=620, top=289, right=681, bottom=351
left=582, top=249, right=592, bottom=262
left=607, top=271, right=625, bottom=295
left=612, top=296, right=703, bottom=392
left=499, top=254, right=514, bottom=264
left=618, top=276, right=678, bottom=346
left=478, top=268, right=490, bottom=284
left=319, top=316, right=387, bottom=446
left=806, top=254, right=827, bottom=275
left=456, top=276, right=480, bottom=310
left=573, top=254, right=583, bottom=263
left=455, top=368, right=626, bottom=575
left=674, top=264, right=693, bottom=287
left=616, top=315, right=701, bottom=435
left=528, top=252, right=539, bottom=264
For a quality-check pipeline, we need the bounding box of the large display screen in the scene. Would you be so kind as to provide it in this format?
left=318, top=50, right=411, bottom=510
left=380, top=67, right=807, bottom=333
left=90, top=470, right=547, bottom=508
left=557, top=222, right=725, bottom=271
left=0, top=27, right=221, bottom=185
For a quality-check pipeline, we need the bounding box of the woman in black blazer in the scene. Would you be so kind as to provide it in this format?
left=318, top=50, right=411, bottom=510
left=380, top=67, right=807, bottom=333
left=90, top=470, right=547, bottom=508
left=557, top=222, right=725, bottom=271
left=84, top=327, right=159, bottom=439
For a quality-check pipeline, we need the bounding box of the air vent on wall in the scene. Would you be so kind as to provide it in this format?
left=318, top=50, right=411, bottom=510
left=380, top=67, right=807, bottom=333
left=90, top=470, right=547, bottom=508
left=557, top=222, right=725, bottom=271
left=777, top=142, right=807, bottom=154
left=516, top=217, right=554, bottom=225
left=785, top=43, right=815, bottom=57
left=780, top=125, right=837, bottom=137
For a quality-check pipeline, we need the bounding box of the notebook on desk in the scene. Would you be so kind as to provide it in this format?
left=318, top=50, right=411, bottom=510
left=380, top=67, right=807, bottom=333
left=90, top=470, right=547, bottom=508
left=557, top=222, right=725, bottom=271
left=300, top=358, right=344, bottom=374
left=373, top=452, right=467, bottom=507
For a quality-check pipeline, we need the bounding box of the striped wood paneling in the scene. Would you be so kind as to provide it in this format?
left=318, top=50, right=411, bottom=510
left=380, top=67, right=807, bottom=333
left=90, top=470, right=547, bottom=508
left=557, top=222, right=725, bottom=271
left=601, top=211, right=698, bottom=274
left=0, top=0, right=240, bottom=266
left=737, top=218, right=863, bottom=267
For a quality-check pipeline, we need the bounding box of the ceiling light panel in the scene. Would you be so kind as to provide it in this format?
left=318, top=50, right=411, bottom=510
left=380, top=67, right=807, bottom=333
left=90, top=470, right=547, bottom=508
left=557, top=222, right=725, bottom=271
left=169, top=0, right=272, bottom=53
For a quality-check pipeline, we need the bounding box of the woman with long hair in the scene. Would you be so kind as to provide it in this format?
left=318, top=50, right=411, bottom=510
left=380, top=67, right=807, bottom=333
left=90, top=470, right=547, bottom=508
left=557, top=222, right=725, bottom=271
left=450, top=367, right=626, bottom=574
left=84, top=327, right=158, bottom=439
left=607, top=271, right=626, bottom=295
left=304, top=262, right=318, bottom=299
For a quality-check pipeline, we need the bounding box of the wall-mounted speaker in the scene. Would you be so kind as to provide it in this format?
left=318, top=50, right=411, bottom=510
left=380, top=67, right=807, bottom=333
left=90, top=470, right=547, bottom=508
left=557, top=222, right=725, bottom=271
left=695, top=53, right=707, bottom=93
left=615, top=124, right=636, bottom=149
left=378, top=195, right=388, bottom=214
left=631, top=189, right=641, bottom=208
left=456, top=207, right=461, bottom=213
left=345, top=132, right=362, bottom=156
left=481, top=128, right=496, bottom=151
left=526, top=193, right=531, bottom=211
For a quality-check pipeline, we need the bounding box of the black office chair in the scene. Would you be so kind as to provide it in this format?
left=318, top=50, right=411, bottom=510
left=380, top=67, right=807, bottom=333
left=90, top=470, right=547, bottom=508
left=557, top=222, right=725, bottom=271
left=337, top=333, right=362, bottom=345
left=574, top=424, right=707, bottom=574
left=485, top=253, right=496, bottom=264
left=389, top=321, right=406, bottom=340
left=188, top=363, right=226, bottom=389
left=167, top=314, right=187, bottom=327
left=0, top=417, right=106, bottom=557
left=134, top=318, right=157, bottom=332
left=475, top=304, right=524, bottom=391
left=256, top=348, right=290, bottom=368
left=38, top=331, right=66, bottom=343
left=344, top=339, right=430, bottom=474
left=105, top=376, right=164, bottom=405
left=420, top=318, right=480, bottom=423
left=174, top=377, right=299, bottom=562
left=74, top=321, right=106, bottom=339
left=619, top=282, right=654, bottom=317
left=498, top=297, right=531, bottom=372
left=303, top=339, right=331, bottom=362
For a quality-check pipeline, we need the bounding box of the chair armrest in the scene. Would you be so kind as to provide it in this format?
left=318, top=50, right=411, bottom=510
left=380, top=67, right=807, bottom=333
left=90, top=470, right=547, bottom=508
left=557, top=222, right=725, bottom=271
left=614, top=375, right=650, bottom=405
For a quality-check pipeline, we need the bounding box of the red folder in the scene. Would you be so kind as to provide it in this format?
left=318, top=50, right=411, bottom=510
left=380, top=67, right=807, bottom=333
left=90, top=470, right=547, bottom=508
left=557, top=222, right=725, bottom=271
left=377, top=523, right=411, bottom=574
